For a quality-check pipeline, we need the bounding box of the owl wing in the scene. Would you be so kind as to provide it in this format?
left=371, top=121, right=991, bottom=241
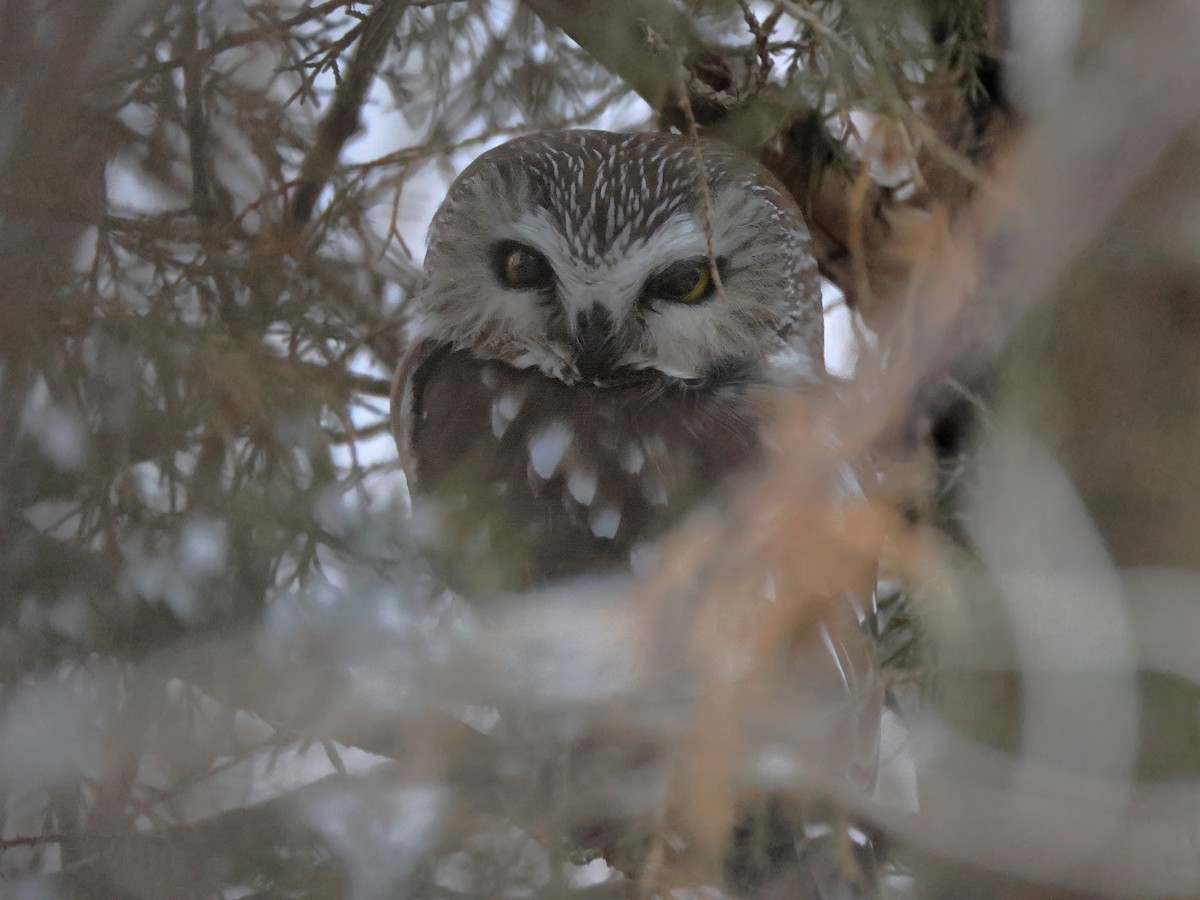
left=389, top=337, right=435, bottom=482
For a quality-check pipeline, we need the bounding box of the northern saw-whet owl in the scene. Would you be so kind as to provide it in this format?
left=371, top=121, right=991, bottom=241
left=391, top=130, right=883, bottom=890
left=391, top=129, right=824, bottom=595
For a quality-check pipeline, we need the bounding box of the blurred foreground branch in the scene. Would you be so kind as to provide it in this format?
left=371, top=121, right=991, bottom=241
left=287, top=0, right=412, bottom=235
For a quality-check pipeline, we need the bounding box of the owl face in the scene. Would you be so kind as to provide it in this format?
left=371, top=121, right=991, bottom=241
left=415, top=130, right=822, bottom=386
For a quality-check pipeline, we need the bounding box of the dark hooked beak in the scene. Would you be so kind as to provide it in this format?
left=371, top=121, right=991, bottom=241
left=570, top=302, right=622, bottom=381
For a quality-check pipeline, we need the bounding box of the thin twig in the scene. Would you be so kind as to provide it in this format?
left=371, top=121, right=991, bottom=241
left=379, top=166, right=413, bottom=260
left=760, top=1, right=785, bottom=36
left=846, top=159, right=874, bottom=314
left=342, top=83, right=631, bottom=173
left=286, top=0, right=410, bottom=235
left=738, top=0, right=773, bottom=90
left=673, top=57, right=726, bottom=301
left=151, top=0, right=463, bottom=75
left=1, top=833, right=77, bottom=850
left=326, top=418, right=392, bottom=444
left=181, top=9, right=240, bottom=321
left=154, top=0, right=361, bottom=73
left=181, top=10, right=214, bottom=227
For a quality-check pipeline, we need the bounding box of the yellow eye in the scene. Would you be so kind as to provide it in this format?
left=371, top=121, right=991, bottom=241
left=646, top=258, right=717, bottom=304
left=681, top=266, right=711, bottom=302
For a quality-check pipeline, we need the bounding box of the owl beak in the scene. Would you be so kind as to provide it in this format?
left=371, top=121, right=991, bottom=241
left=570, top=303, right=622, bottom=381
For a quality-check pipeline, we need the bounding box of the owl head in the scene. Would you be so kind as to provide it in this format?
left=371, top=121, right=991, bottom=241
left=414, top=129, right=823, bottom=386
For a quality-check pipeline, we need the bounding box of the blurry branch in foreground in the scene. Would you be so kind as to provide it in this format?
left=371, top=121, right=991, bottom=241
left=287, top=0, right=412, bottom=238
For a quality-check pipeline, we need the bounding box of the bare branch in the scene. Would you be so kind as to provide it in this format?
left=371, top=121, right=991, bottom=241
left=154, top=0, right=359, bottom=73
left=286, top=0, right=411, bottom=235
left=181, top=9, right=214, bottom=226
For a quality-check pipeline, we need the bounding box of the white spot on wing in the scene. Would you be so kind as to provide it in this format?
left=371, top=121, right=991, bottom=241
left=643, top=434, right=669, bottom=458
left=589, top=506, right=621, bottom=539
left=528, top=422, right=573, bottom=479
left=496, top=391, right=524, bottom=420
left=620, top=443, right=645, bottom=474
left=567, top=468, right=598, bottom=505
left=642, top=477, right=669, bottom=506
left=490, top=390, right=526, bottom=438
left=491, top=405, right=510, bottom=438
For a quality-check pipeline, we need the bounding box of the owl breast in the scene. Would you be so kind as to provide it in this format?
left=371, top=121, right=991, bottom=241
left=400, top=343, right=767, bottom=595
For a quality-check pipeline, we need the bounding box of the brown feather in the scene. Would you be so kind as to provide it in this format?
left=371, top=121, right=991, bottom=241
left=395, top=345, right=769, bottom=595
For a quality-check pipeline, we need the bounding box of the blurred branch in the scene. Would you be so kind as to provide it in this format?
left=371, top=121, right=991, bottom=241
left=57, top=773, right=367, bottom=898
left=520, top=0, right=699, bottom=112
left=286, top=0, right=412, bottom=234
left=181, top=9, right=215, bottom=227
left=342, top=81, right=632, bottom=173
left=151, top=0, right=466, bottom=75
left=181, top=8, right=242, bottom=324
left=0, top=833, right=75, bottom=850
left=158, top=0, right=359, bottom=72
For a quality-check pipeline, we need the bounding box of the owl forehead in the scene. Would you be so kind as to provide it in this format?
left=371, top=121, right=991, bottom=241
left=465, top=132, right=736, bottom=265
left=524, top=138, right=697, bottom=261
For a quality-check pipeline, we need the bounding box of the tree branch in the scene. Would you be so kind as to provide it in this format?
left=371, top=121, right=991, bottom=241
left=153, top=0, right=357, bottom=74
left=285, top=0, right=411, bottom=234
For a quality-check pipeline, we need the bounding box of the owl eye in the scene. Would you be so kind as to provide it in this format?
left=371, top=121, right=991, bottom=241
left=645, top=258, right=719, bottom=304
left=494, top=241, right=555, bottom=291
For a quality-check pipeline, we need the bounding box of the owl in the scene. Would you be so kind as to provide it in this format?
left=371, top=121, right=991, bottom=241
left=391, top=129, right=824, bottom=595
left=391, top=129, right=884, bottom=890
